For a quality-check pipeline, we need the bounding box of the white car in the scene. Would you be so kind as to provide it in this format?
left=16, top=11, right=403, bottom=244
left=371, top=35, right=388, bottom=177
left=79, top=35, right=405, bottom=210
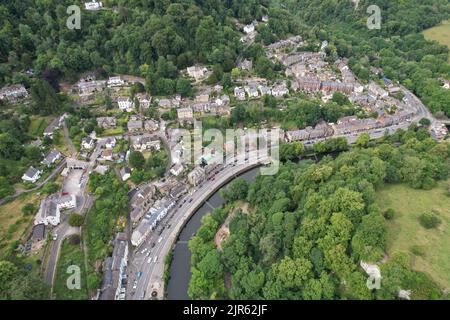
left=133, top=280, right=138, bottom=289
left=158, top=237, right=163, bottom=243
left=53, top=233, right=58, bottom=241
left=147, top=257, right=152, bottom=264
left=146, top=251, right=151, bottom=257
left=154, top=256, right=158, bottom=263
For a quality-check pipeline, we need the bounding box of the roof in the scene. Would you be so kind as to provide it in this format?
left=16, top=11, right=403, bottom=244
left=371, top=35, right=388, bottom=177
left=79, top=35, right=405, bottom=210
left=120, top=167, right=131, bottom=176
left=32, top=224, right=45, bottom=242
left=42, top=149, right=61, bottom=165
left=24, top=166, right=40, bottom=178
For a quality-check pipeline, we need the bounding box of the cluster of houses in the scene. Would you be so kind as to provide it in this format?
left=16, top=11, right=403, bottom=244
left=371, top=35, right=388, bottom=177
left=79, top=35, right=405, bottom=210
left=76, top=75, right=129, bottom=99
left=0, top=84, right=28, bottom=102
left=234, top=80, right=289, bottom=100
left=22, top=149, right=63, bottom=184
left=240, top=15, right=269, bottom=44
left=34, top=194, right=77, bottom=227
left=186, top=65, right=211, bottom=82
left=127, top=116, right=159, bottom=134
left=117, top=93, right=152, bottom=112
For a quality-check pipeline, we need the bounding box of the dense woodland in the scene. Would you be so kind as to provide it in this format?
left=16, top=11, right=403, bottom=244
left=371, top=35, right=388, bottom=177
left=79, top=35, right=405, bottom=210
left=189, top=126, right=450, bottom=300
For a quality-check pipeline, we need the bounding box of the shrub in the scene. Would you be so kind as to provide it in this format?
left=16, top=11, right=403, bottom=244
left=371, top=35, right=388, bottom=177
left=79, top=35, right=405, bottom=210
left=383, top=208, right=395, bottom=220
left=68, top=214, right=84, bottom=227
left=68, top=234, right=81, bottom=245
left=410, top=245, right=425, bottom=257
left=418, top=212, right=441, bottom=229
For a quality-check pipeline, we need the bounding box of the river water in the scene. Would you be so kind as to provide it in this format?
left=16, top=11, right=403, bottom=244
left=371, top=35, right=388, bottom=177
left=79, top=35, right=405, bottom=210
left=166, top=167, right=260, bottom=300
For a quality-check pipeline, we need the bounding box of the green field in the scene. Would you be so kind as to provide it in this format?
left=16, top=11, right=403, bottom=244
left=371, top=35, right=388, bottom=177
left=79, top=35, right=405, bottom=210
left=423, top=20, right=450, bottom=62
left=53, top=239, right=88, bottom=300
left=28, top=117, right=49, bottom=137
left=375, top=181, right=450, bottom=290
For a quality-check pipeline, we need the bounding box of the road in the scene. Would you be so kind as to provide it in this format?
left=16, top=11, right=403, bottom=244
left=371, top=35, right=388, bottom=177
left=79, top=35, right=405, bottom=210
left=127, top=150, right=269, bottom=300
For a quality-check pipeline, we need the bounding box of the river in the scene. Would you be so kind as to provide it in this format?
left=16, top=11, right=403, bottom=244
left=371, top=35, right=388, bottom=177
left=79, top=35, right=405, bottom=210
left=166, top=167, right=260, bottom=300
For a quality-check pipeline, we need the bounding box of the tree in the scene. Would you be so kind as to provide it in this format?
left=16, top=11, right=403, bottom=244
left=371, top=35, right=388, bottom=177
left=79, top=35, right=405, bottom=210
left=21, top=203, right=36, bottom=216
left=356, top=133, right=370, bottom=148
left=129, top=151, right=145, bottom=169
left=222, top=178, right=248, bottom=202
left=68, top=214, right=84, bottom=227
left=419, top=118, right=431, bottom=127
left=42, top=182, right=59, bottom=194
left=419, top=212, right=441, bottom=229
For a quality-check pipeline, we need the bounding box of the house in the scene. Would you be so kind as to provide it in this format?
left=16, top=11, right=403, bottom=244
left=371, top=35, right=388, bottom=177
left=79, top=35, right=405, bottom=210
left=31, top=224, right=46, bottom=251
left=97, top=117, right=116, bottom=129
left=271, top=84, right=289, bottom=97
left=120, top=167, right=131, bottom=181
left=132, top=136, right=160, bottom=151
left=368, top=81, right=388, bottom=98
left=107, top=76, right=125, bottom=87
left=130, top=184, right=156, bottom=225
left=243, top=23, right=255, bottom=34
left=135, top=93, right=152, bottom=108
left=170, top=163, right=184, bottom=176
left=240, top=59, right=253, bottom=71
left=187, top=66, right=209, bottom=81
left=117, top=97, right=134, bottom=112
left=34, top=197, right=60, bottom=226
left=0, top=84, right=28, bottom=102
left=258, top=85, right=272, bottom=96
left=215, top=95, right=230, bottom=106
left=43, top=117, right=63, bottom=138
left=169, top=182, right=188, bottom=199
left=105, top=137, right=117, bottom=149
left=95, top=165, right=109, bottom=175
left=177, top=107, right=193, bottom=120
left=127, top=120, right=143, bottom=133
left=56, top=195, right=77, bottom=210
left=298, top=77, right=321, bottom=92
left=195, top=94, right=209, bottom=103
left=262, top=15, right=269, bottom=22
left=85, top=0, right=103, bottom=10
left=188, top=167, right=206, bottom=186
left=77, top=80, right=107, bottom=95
left=234, top=87, right=246, bottom=100
left=285, top=129, right=310, bottom=142
left=102, top=149, right=113, bottom=161
left=22, top=167, right=42, bottom=183
left=144, top=120, right=159, bottom=132
left=81, top=136, right=95, bottom=150
left=210, top=104, right=231, bottom=116
left=42, top=149, right=62, bottom=166
left=244, top=86, right=259, bottom=98
left=158, top=99, right=172, bottom=108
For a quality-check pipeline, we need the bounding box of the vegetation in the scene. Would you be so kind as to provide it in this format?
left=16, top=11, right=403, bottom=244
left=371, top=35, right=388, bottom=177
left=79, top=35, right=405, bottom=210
left=376, top=180, right=450, bottom=289
left=423, top=20, right=450, bottom=62
left=53, top=239, right=88, bottom=300
left=68, top=214, right=84, bottom=227
left=130, top=148, right=168, bottom=184
left=84, top=171, right=128, bottom=290
left=189, top=127, right=450, bottom=299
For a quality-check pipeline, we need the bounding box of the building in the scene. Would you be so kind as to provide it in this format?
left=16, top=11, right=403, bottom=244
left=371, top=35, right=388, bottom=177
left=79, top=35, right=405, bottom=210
left=130, top=184, right=156, bottom=225
left=215, top=95, right=230, bottom=106
left=195, top=94, right=209, bottom=103
left=107, top=76, right=125, bottom=87
left=42, top=149, right=62, bottom=166
left=187, top=66, right=209, bottom=81
left=158, top=99, right=172, bottom=108
left=298, top=77, right=321, bottom=92
left=285, top=129, right=311, bottom=142
left=43, top=117, right=63, bottom=138
left=127, top=120, right=143, bottom=133
left=243, top=23, right=255, bottom=34
left=234, top=87, right=246, bottom=100
left=97, top=117, right=116, bottom=129
left=244, top=86, right=259, bottom=98
left=85, top=0, right=103, bottom=10
left=120, top=167, right=131, bottom=181
left=188, top=167, right=206, bottom=187
left=132, top=136, right=160, bottom=151
left=101, top=149, right=113, bottom=161
left=144, top=120, right=159, bottom=132
left=56, top=195, right=77, bottom=210
left=258, top=85, right=271, bottom=96
left=81, top=136, right=95, bottom=150
left=77, top=80, right=107, bottom=95
left=135, top=93, right=152, bottom=108
left=22, top=167, right=42, bottom=183
left=117, top=97, right=134, bottom=112
left=170, top=163, right=184, bottom=176
left=321, top=81, right=354, bottom=94
left=368, top=81, right=388, bottom=98
left=34, top=197, right=60, bottom=226
left=105, top=137, right=117, bottom=149
left=0, top=84, right=28, bottom=102
left=272, top=84, right=289, bottom=97
left=169, top=182, right=188, bottom=199
left=31, top=224, right=46, bottom=251
left=177, top=107, right=193, bottom=120
left=240, top=59, right=253, bottom=71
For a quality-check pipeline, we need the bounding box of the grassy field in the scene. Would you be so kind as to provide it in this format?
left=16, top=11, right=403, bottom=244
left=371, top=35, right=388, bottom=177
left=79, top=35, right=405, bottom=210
left=423, top=20, right=450, bottom=62
left=28, top=117, right=50, bottom=138
left=98, top=126, right=124, bottom=137
left=0, top=192, right=41, bottom=255
left=53, top=239, right=88, bottom=300
left=375, top=181, right=450, bottom=290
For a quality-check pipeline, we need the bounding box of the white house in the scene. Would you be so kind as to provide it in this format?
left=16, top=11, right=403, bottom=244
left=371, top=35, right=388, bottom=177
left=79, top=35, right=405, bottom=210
left=170, top=163, right=184, bottom=176
left=120, top=167, right=131, bottom=181
left=243, top=23, right=255, bottom=34
left=215, top=95, right=230, bottom=106
left=272, top=85, right=289, bottom=97
left=35, top=199, right=60, bottom=226
left=136, top=93, right=152, bottom=108
left=244, top=86, right=259, bottom=98
left=234, top=87, right=246, bottom=100
left=105, top=137, right=117, bottom=149
left=82, top=136, right=95, bottom=150
left=22, top=167, right=42, bottom=183
left=107, top=76, right=125, bottom=87
left=42, top=149, right=62, bottom=166
left=56, top=195, right=77, bottom=210
left=84, top=0, right=103, bottom=11
left=117, top=97, right=134, bottom=112
left=187, top=66, right=208, bottom=81
left=102, top=149, right=113, bottom=161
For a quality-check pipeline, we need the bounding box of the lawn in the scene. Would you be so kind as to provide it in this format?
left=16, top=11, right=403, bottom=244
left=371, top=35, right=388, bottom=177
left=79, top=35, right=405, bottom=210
left=53, top=239, right=88, bottom=300
left=28, top=117, right=50, bottom=138
left=423, top=20, right=450, bottom=62
left=98, top=126, right=124, bottom=137
left=375, top=181, right=450, bottom=290
left=0, top=192, right=41, bottom=256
